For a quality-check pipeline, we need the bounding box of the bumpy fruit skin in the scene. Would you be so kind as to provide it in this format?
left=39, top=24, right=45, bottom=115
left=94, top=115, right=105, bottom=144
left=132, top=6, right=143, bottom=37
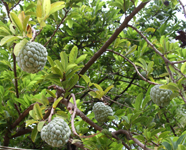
left=41, top=117, right=71, bottom=147
left=93, top=102, right=113, bottom=123
left=16, top=42, right=48, bottom=73
left=150, top=85, right=172, bottom=107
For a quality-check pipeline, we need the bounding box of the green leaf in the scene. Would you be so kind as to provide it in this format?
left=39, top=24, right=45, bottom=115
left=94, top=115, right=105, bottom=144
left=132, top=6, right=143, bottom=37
left=23, top=15, right=30, bottom=32
left=122, top=116, right=130, bottom=124
left=133, top=135, right=145, bottom=141
left=43, top=0, right=51, bottom=19
left=75, top=54, right=87, bottom=64
left=178, top=144, right=186, bottom=150
left=145, top=27, right=155, bottom=33
left=176, top=134, right=186, bottom=147
left=1, top=35, right=22, bottom=46
left=151, top=128, right=165, bottom=137
left=47, top=56, right=55, bottom=67
left=159, top=131, right=170, bottom=139
left=181, top=62, right=186, bottom=74
left=88, top=91, right=98, bottom=98
left=125, top=45, right=137, bottom=56
left=36, top=0, right=43, bottom=18
left=162, top=142, right=172, bottom=150
left=14, top=39, right=28, bottom=56
left=147, top=61, right=154, bottom=74
left=132, top=116, right=149, bottom=125
left=104, top=85, right=114, bottom=95
left=60, top=52, right=68, bottom=72
left=33, top=103, right=43, bottom=120
left=26, top=119, right=38, bottom=127
left=31, top=125, right=38, bottom=142
left=51, top=66, right=63, bottom=78
left=0, top=27, right=11, bottom=35
left=69, top=46, right=78, bottom=63
left=41, top=95, right=49, bottom=105
left=46, top=90, right=56, bottom=98
left=56, top=110, right=68, bottom=119
left=113, top=38, right=120, bottom=48
left=138, top=58, right=147, bottom=70
left=93, top=83, right=104, bottom=93
left=29, top=110, right=37, bottom=120
left=63, top=74, right=79, bottom=91
left=160, top=84, right=179, bottom=92
left=37, top=121, right=46, bottom=132
left=10, top=12, right=23, bottom=33
left=133, top=93, right=143, bottom=110
left=67, top=20, right=73, bottom=28
left=142, top=95, right=150, bottom=109
left=53, top=97, right=63, bottom=109
left=48, top=1, right=65, bottom=16
left=66, top=63, right=78, bottom=72
left=25, top=3, right=36, bottom=11
left=32, top=95, right=49, bottom=106
left=80, top=74, right=92, bottom=86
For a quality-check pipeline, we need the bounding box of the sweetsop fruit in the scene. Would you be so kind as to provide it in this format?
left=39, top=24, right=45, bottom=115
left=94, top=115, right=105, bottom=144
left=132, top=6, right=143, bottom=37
left=16, top=42, right=48, bottom=73
left=150, top=85, right=172, bottom=107
left=93, top=102, right=113, bottom=123
left=41, top=117, right=71, bottom=147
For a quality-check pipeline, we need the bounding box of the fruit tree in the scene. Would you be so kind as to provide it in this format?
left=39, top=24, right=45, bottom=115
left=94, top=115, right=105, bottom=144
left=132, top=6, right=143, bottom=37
left=0, top=0, right=186, bottom=149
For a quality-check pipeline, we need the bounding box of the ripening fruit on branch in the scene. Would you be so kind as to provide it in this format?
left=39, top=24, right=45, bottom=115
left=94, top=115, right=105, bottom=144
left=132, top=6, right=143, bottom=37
left=150, top=85, right=172, bottom=107
left=41, top=117, right=71, bottom=147
left=93, top=102, right=113, bottom=123
left=16, top=42, right=48, bottom=73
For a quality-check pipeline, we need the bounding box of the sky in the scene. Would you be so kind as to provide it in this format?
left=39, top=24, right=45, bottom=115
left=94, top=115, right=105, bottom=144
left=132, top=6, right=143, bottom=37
left=176, top=0, right=186, bottom=20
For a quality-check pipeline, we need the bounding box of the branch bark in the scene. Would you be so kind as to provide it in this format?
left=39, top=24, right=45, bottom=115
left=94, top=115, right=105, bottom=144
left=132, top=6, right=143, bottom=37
left=79, top=1, right=149, bottom=75
left=113, top=129, right=152, bottom=150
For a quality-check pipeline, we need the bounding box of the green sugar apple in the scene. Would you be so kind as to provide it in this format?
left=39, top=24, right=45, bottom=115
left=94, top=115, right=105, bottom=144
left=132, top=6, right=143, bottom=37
left=16, top=42, right=48, bottom=73
left=93, top=102, right=113, bottom=123
left=150, top=85, right=172, bottom=107
left=41, top=117, right=71, bottom=147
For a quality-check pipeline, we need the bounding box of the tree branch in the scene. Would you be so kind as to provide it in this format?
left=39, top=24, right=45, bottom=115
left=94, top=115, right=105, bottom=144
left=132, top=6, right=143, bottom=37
left=44, top=9, right=70, bottom=47
left=107, top=49, right=157, bottom=85
left=113, top=129, right=152, bottom=150
left=79, top=1, right=149, bottom=75
left=178, top=0, right=186, bottom=18
left=9, top=0, right=21, bottom=11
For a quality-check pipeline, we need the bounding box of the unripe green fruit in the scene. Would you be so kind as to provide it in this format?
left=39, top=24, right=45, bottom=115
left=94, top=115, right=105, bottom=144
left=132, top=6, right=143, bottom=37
left=150, top=85, right=172, bottom=107
left=41, top=117, right=71, bottom=147
left=93, top=102, right=113, bottom=123
left=16, top=42, right=48, bottom=73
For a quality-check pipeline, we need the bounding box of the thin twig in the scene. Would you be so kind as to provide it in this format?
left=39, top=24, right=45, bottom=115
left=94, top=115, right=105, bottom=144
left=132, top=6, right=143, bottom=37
left=163, top=111, right=177, bottom=136
left=71, top=93, right=78, bottom=136
left=12, top=45, right=20, bottom=115
left=178, top=0, right=186, bottom=18
left=70, top=93, right=102, bottom=138
left=9, top=0, right=21, bottom=11
left=48, top=97, right=56, bottom=122
left=107, top=49, right=157, bottom=85
left=127, top=25, right=186, bottom=79
left=1, top=0, right=10, bottom=19
left=113, top=130, right=152, bottom=150
left=171, top=60, right=186, bottom=64
left=44, top=9, right=70, bottom=47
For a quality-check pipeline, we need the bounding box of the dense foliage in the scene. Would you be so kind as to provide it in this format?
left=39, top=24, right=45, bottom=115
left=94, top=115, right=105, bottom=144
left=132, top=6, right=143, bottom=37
left=0, top=0, right=186, bottom=149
